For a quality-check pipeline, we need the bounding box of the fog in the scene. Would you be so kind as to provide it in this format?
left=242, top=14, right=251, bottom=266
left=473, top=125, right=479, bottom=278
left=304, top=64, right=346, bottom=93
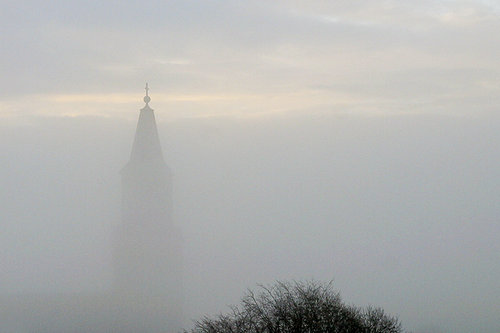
left=1, top=111, right=499, bottom=332
left=2, top=0, right=500, bottom=332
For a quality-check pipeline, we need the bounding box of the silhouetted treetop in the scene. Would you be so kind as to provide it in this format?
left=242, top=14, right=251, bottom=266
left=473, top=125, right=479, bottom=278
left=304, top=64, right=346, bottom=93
left=186, top=280, right=403, bottom=333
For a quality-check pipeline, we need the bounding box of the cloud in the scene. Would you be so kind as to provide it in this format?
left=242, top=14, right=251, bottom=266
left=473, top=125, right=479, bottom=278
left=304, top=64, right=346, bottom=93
left=1, top=0, right=500, bottom=119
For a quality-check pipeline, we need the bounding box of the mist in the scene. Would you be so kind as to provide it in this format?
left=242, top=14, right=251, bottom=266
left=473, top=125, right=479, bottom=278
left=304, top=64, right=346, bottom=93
left=2, top=0, right=500, bottom=332
left=1, top=110, right=499, bottom=332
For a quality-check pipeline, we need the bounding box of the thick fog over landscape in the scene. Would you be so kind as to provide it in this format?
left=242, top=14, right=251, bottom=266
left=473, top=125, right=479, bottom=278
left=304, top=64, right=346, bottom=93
left=2, top=1, right=500, bottom=332
left=2, top=113, right=499, bottom=332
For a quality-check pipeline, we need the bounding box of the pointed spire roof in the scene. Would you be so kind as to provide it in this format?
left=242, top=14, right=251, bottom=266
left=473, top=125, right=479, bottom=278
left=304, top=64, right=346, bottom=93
left=128, top=84, right=165, bottom=165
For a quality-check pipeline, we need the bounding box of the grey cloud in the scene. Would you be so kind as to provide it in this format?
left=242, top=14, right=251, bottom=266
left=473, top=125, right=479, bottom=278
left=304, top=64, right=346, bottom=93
left=3, top=0, right=500, bottom=118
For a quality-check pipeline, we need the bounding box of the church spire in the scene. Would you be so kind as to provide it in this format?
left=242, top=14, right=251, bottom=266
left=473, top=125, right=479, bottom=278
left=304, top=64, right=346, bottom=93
left=126, top=84, right=164, bottom=165
left=116, top=84, right=181, bottom=331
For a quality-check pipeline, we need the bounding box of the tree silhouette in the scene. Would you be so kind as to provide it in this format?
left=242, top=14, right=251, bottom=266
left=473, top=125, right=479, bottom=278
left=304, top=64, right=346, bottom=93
left=186, top=280, right=403, bottom=333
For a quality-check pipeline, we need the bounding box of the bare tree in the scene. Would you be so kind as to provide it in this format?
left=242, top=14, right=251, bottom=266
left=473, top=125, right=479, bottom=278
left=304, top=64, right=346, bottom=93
left=185, top=280, right=403, bottom=333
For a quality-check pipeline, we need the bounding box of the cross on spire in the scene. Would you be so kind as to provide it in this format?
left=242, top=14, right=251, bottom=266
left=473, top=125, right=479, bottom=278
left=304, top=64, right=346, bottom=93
left=143, top=83, right=151, bottom=105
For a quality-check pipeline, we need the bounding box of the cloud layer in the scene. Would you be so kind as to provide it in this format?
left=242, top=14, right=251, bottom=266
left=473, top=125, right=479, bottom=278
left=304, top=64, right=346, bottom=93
left=2, top=0, right=500, bottom=119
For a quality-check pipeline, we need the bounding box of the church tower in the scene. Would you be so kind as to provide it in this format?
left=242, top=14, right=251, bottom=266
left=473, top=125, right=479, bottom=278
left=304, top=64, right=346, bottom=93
left=113, top=84, right=182, bottom=331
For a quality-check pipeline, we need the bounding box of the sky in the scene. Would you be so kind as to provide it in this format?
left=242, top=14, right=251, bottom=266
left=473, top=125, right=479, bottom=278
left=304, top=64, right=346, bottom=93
left=2, top=0, right=500, bottom=119
left=1, top=1, right=500, bottom=332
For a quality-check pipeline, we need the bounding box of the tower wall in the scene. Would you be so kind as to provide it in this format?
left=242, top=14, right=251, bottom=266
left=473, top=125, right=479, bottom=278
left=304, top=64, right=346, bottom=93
left=113, top=100, right=183, bottom=331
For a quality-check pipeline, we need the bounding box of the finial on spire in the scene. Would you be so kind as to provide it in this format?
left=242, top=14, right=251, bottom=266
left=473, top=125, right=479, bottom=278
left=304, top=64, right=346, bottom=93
left=143, top=83, right=151, bottom=104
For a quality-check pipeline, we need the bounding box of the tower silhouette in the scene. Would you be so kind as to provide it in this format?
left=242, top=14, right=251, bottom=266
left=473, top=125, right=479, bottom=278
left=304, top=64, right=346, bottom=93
left=113, top=84, right=183, bottom=331
left=0, top=86, right=183, bottom=332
